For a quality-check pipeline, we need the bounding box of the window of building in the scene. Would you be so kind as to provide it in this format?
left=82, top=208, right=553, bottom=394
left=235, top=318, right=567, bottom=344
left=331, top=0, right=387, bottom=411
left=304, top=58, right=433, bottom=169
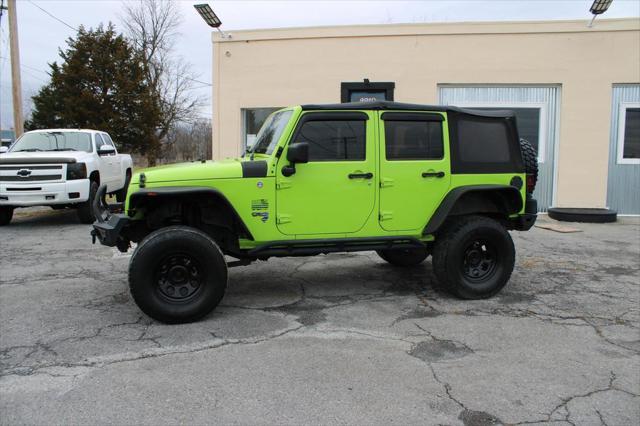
left=295, top=120, right=366, bottom=161
left=459, top=104, right=545, bottom=163
left=349, top=91, right=387, bottom=103
left=617, top=104, right=640, bottom=164
left=242, top=108, right=282, bottom=150
left=384, top=120, right=444, bottom=160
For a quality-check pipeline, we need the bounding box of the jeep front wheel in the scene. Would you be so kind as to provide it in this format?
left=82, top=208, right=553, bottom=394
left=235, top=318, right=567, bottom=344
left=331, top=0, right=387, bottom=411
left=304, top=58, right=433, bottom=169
left=432, top=216, right=515, bottom=299
left=129, top=226, right=228, bottom=324
left=376, top=247, right=430, bottom=267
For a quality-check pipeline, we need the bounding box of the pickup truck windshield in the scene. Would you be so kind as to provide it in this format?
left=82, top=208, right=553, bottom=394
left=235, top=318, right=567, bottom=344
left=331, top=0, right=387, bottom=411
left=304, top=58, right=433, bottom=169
left=251, top=110, right=293, bottom=155
left=11, top=132, right=92, bottom=153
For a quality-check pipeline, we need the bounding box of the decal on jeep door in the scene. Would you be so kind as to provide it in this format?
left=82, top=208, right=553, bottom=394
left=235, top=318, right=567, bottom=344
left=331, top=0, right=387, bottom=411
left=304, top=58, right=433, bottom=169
left=251, top=199, right=269, bottom=223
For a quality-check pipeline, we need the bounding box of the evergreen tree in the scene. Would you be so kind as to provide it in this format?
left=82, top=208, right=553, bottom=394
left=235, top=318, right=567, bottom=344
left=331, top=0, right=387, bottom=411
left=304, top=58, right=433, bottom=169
left=26, top=24, right=160, bottom=158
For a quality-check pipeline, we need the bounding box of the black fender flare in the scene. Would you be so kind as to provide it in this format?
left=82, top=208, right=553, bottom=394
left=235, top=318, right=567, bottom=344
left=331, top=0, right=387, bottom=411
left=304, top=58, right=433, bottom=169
left=128, top=186, right=254, bottom=240
left=423, top=185, right=523, bottom=235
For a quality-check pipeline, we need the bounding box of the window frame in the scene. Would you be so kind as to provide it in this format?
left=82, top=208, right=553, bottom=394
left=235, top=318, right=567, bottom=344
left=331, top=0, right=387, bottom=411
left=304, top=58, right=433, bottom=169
left=289, top=111, right=369, bottom=163
left=450, top=101, right=547, bottom=163
left=616, top=102, right=640, bottom=165
left=341, top=81, right=395, bottom=103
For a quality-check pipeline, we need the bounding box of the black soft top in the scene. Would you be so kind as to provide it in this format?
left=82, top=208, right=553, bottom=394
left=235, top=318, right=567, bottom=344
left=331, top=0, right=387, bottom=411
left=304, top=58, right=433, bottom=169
left=300, top=101, right=515, bottom=119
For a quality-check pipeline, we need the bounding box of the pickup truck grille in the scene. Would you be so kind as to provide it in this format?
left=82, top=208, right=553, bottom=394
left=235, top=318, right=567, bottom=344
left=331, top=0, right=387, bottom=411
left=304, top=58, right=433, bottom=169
left=0, top=165, right=64, bottom=182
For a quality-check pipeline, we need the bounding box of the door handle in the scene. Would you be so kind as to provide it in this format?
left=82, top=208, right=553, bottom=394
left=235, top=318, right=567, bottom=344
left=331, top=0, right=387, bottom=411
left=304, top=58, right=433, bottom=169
left=422, top=171, right=445, bottom=178
left=348, top=172, right=373, bottom=179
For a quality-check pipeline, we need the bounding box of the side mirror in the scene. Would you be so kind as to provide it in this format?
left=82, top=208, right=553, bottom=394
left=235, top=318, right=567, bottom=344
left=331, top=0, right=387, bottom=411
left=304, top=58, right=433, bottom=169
left=0, top=146, right=8, bottom=154
left=98, top=145, right=116, bottom=156
left=286, top=142, right=309, bottom=164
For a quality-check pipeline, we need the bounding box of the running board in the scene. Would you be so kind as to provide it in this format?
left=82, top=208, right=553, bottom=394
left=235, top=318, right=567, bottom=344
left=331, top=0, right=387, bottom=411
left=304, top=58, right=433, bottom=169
left=248, top=236, right=426, bottom=259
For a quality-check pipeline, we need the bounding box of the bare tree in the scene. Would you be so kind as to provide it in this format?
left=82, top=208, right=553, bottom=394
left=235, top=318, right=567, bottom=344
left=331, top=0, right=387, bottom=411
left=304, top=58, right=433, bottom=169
left=163, top=119, right=212, bottom=164
left=121, top=0, right=203, bottom=165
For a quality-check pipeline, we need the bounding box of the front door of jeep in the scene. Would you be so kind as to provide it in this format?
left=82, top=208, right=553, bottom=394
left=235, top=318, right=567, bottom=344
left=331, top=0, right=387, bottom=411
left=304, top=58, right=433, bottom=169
left=378, top=111, right=451, bottom=231
left=276, top=111, right=376, bottom=236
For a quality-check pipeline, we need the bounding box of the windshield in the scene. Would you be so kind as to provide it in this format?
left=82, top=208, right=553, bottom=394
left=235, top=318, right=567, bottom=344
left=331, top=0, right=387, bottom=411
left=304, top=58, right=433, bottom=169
left=11, top=132, right=93, bottom=153
left=251, top=110, right=293, bottom=155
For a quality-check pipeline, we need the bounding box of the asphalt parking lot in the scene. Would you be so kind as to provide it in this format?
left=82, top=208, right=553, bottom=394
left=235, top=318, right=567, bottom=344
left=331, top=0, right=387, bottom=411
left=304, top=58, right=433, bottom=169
left=0, top=208, right=638, bottom=425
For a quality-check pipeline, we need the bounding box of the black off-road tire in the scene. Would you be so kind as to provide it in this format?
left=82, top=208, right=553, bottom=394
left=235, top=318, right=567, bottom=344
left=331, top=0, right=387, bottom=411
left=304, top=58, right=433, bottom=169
left=0, top=206, right=14, bottom=226
left=520, top=138, right=538, bottom=189
left=77, top=180, right=98, bottom=224
left=377, top=247, right=430, bottom=267
left=433, top=216, right=515, bottom=299
left=129, top=226, right=228, bottom=324
left=116, top=170, right=132, bottom=203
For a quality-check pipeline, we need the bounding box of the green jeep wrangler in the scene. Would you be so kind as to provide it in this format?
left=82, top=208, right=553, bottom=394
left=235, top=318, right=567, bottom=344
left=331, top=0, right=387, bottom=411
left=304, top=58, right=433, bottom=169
left=92, top=101, right=538, bottom=324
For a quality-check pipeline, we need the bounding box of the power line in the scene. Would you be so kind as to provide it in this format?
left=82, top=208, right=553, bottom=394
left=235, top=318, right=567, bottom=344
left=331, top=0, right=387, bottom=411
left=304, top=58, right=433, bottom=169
left=27, top=0, right=77, bottom=32
left=0, top=56, right=49, bottom=75
left=185, top=77, right=212, bottom=87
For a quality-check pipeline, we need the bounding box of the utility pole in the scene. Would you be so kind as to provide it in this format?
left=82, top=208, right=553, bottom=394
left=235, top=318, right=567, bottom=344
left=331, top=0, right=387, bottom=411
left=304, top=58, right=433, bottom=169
left=8, top=0, right=23, bottom=137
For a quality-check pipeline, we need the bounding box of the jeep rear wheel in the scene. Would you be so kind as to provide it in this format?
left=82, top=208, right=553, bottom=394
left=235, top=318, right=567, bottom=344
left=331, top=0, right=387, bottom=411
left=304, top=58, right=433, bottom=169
left=0, top=206, right=14, bottom=226
left=433, top=216, right=515, bottom=299
left=129, top=226, right=227, bottom=324
left=377, top=247, right=430, bottom=267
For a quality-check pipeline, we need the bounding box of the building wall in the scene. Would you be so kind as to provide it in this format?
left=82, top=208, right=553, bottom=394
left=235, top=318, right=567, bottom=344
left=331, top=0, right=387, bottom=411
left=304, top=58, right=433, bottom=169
left=212, top=19, right=640, bottom=209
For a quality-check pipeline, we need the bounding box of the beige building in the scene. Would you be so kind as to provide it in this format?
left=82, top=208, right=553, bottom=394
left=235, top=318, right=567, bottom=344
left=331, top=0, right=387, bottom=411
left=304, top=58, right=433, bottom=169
left=212, top=18, right=640, bottom=214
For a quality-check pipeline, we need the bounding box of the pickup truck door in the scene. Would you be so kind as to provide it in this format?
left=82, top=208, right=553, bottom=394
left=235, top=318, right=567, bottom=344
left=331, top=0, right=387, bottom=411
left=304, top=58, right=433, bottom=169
left=276, top=111, right=376, bottom=236
left=378, top=111, right=451, bottom=231
left=94, top=134, right=116, bottom=191
left=102, top=133, right=123, bottom=189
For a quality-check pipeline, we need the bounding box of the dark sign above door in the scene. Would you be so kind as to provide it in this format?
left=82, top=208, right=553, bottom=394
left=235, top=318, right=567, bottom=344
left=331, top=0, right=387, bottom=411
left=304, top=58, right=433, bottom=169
left=341, top=81, right=395, bottom=103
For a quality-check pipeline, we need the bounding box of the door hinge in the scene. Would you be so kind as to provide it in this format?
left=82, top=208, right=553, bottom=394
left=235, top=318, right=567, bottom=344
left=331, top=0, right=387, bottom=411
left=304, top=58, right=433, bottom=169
left=380, top=178, right=394, bottom=188
left=277, top=214, right=292, bottom=224
left=379, top=211, right=393, bottom=221
left=276, top=181, right=292, bottom=190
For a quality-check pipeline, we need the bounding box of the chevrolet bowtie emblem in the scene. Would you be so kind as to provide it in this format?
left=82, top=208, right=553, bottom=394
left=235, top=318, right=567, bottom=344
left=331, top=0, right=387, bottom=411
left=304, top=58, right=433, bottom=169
left=17, top=169, right=32, bottom=177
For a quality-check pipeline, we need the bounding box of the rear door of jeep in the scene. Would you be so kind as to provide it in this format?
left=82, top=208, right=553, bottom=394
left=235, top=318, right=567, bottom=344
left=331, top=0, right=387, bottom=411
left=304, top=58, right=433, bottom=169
left=378, top=111, right=451, bottom=231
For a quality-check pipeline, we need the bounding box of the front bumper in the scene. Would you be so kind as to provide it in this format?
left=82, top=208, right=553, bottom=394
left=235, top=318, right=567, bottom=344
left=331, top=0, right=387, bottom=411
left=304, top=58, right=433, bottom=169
left=91, top=184, right=130, bottom=250
left=0, top=179, right=89, bottom=206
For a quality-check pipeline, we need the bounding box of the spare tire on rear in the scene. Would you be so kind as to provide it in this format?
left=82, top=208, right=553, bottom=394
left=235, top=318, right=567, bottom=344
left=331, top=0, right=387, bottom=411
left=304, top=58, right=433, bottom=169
left=519, top=138, right=538, bottom=191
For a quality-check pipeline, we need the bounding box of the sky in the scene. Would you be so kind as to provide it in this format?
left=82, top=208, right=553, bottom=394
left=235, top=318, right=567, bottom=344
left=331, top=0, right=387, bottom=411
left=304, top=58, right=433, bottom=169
left=1, top=0, right=639, bottom=130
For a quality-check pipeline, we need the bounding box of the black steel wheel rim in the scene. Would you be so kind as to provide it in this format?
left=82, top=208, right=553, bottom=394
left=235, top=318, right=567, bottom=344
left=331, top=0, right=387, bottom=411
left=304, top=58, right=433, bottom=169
left=155, top=253, right=203, bottom=301
left=462, top=240, right=497, bottom=283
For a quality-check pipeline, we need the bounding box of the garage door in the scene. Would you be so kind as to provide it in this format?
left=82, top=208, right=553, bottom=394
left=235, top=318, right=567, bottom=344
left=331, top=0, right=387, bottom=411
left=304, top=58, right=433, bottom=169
left=438, top=85, right=560, bottom=212
left=607, top=84, right=640, bottom=215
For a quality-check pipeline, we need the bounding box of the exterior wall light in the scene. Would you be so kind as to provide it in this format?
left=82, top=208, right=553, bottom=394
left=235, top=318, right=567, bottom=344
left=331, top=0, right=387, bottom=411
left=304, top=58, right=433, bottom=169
left=194, top=3, right=231, bottom=38
left=588, top=0, right=614, bottom=27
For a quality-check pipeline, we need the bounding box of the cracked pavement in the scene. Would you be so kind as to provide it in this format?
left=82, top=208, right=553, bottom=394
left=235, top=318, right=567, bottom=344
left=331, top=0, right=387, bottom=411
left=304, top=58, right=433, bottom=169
left=0, top=208, right=638, bottom=425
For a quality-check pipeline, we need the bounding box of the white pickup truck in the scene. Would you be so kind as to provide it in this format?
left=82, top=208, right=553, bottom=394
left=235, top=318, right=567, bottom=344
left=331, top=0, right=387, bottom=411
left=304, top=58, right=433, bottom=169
left=0, top=129, right=132, bottom=225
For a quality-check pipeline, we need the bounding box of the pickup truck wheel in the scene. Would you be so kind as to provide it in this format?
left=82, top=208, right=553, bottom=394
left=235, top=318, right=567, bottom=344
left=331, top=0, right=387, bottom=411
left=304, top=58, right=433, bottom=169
left=432, top=216, right=515, bottom=299
left=77, top=181, right=98, bottom=224
left=376, top=247, right=429, bottom=267
left=116, top=170, right=131, bottom=203
left=129, top=226, right=228, bottom=324
left=0, top=206, right=14, bottom=226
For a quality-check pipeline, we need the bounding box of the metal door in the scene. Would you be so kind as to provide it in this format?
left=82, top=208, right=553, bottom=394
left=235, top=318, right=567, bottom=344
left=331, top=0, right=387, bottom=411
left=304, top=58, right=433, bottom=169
left=607, top=84, right=640, bottom=215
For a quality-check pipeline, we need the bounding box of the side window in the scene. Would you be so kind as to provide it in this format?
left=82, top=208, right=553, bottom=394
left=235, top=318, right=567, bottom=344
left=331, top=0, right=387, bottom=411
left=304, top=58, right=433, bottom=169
left=102, top=133, right=115, bottom=147
left=618, top=106, right=640, bottom=163
left=94, top=134, right=105, bottom=151
left=296, top=120, right=366, bottom=161
left=385, top=120, right=443, bottom=160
